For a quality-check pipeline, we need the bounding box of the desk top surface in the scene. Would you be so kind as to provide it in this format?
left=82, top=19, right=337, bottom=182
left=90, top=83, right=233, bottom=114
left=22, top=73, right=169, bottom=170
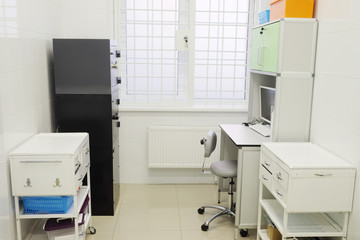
left=219, top=124, right=270, bottom=146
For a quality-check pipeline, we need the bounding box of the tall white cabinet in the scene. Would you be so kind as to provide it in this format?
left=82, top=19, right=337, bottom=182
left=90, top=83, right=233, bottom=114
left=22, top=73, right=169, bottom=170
left=248, top=18, right=318, bottom=142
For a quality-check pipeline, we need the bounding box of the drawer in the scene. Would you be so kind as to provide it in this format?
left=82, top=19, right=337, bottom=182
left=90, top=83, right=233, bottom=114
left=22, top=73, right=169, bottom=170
left=260, top=151, right=273, bottom=173
left=272, top=182, right=287, bottom=207
left=10, top=156, right=75, bottom=196
left=272, top=162, right=289, bottom=190
left=260, top=166, right=272, bottom=190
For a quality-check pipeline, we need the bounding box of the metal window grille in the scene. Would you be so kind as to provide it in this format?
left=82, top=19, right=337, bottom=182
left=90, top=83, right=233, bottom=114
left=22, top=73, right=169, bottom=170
left=116, top=0, right=250, bottom=109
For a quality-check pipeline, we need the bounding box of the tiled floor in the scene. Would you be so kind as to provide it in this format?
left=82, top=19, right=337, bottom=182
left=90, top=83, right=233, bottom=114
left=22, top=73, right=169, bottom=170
left=86, top=184, right=257, bottom=240
left=30, top=184, right=257, bottom=240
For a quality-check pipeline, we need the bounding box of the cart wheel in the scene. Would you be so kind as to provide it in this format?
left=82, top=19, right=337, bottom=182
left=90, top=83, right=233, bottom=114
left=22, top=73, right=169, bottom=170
left=197, top=207, right=205, bottom=214
left=201, top=224, right=209, bottom=231
left=240, top=229, right=248, bottom=237
left=89, top=226, right=96, bottom=234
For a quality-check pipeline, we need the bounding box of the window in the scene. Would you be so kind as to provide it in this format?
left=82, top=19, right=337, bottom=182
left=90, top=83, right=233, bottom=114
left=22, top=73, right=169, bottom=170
left=116, top=0, right=250, bottom=109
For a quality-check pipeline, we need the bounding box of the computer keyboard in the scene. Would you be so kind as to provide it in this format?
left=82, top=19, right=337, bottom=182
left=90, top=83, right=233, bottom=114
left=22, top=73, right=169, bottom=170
left=249, top=124, right=271, bottom=137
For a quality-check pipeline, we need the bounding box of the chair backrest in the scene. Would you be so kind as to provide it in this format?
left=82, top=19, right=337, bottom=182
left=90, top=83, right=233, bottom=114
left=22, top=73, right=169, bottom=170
left=203, top=130, right=217, bottom=158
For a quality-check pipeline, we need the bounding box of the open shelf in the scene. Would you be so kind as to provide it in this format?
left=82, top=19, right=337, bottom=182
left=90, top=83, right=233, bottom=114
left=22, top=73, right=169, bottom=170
left=257, top=229, right=270, bottom=240
left=18, top=186, right=90, bottom=219
left=260, top=199, right=345, bottom=238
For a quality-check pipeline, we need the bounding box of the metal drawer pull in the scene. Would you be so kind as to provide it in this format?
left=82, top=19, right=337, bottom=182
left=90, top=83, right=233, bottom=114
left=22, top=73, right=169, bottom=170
left=315, top=173, right=333, bottom=177
left=53, top=178, right=61, bottom=187
left=276, top=190, right=283, bottom=197
left=20, top=160, right=62, bottom=163
left=262, top=175, right=268, bottom=181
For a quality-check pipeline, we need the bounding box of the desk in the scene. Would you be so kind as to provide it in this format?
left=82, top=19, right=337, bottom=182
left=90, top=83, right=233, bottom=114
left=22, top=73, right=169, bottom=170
left=219, top=124, right=270, bottom=239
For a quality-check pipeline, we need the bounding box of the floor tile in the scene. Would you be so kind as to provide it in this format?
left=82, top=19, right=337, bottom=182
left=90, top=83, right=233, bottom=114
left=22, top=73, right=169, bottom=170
left=85, top=231, right=113, bottom=240
left=176, top=184, right=219, bottom=205
left=112, top=230, right=182, bottom=240
left=115, top=202, right=181, bottom=231
left=120, top=184, right=178, bottom=204
left=90, top=215, right=119, bottom=232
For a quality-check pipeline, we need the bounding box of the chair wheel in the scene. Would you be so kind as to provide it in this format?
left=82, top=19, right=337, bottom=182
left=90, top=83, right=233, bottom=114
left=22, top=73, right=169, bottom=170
left=240, top=229, right=248, bottom=237
left=197, top=208, right=205, bottom=214
left=89, top=226, right=96, bottom=234
left=201, top=224, right=209, bottom=231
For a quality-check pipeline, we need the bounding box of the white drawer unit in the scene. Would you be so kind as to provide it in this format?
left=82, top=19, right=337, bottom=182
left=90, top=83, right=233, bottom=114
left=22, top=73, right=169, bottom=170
left=10, top=133, right=96, bottom=240
left=257, top=142, right=356, bottom=240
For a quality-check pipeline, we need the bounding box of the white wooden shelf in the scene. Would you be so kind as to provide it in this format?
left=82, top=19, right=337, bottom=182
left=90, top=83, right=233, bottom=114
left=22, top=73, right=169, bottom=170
left=260, top=199, right=344, bottom=237
left=18, top=186, right=90, bottom=219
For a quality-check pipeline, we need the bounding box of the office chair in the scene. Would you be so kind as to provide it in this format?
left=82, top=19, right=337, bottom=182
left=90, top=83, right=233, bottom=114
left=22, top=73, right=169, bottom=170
left=197, top=130, right=237, bottom=231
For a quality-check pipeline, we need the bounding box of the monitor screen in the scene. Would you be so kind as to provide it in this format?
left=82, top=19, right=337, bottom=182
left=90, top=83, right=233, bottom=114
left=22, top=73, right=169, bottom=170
left=259, top=86, right=276, bottom=124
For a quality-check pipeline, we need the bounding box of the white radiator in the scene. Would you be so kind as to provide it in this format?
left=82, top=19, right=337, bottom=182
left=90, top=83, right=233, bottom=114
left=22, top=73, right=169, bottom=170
left=148, top=126, right=221, bottom=168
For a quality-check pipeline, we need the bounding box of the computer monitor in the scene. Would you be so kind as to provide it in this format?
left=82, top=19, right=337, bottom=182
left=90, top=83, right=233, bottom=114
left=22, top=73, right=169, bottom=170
left=259, top=86, right=276, bottom=124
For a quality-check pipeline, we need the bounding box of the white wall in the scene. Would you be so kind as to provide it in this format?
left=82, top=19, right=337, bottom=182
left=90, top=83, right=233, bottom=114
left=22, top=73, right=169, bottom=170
left=118, top=111, right=247, bottom=183
left=0, top=1, right=63, bottom=239
left=311, top=0, right=360, bottom=238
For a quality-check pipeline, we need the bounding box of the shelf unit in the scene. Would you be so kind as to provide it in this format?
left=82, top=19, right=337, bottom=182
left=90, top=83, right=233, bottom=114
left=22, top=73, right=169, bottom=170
left=257, top=142, right=356, bottom=240
left=248, top=18, right=318, bottom=142
left=10, top=133, right=95, bottom=240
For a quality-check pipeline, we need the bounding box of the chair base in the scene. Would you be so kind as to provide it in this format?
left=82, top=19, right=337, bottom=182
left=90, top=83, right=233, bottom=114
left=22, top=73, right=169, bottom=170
left=197, top=205, right=235, bottom=231
left=198, top=177, right=236, bottom=231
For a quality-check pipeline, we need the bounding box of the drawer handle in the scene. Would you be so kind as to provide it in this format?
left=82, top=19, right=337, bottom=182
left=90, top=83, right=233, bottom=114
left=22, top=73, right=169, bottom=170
left=20, top=160, right=62, bottom=163
left=53, top=178, right=62, bottom=187
left=276, top=190, right=283, bottom=197
left=78, top=175, right=83, bottom=181
left=264, top=161, right=270, bottom=166
left=276, top=172, right=283, bottom=181
left=315, top=173, right=333, bottom=177
left=261, top=175, right=268, bottom=181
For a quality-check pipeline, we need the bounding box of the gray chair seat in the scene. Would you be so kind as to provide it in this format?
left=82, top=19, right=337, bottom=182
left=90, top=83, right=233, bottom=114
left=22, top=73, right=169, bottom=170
left=210, top=160, right=237, bottom=178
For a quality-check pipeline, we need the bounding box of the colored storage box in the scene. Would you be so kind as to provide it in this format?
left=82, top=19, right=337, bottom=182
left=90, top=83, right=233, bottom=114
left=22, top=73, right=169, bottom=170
left=44, top=196, right=89, bottom=240
left=22, top=196, right=73, bottom=214
left=258, top=10, right=270, bottom=24
left=269, top=0, right=314, bottom=22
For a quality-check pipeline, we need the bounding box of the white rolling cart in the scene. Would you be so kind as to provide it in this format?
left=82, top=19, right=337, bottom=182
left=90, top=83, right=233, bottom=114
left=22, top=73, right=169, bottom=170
left=10, top=133, right=96, bottom=240
left=257, top=142, right=356, bottom=240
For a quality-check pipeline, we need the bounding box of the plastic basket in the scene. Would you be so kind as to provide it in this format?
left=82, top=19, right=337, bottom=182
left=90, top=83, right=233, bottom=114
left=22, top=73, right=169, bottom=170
left=22, top=196, right=73, bottom=214
left=258, top=10, right=270, bottom=24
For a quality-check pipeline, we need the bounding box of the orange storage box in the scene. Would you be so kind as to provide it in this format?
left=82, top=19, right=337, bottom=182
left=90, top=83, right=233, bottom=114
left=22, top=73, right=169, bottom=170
left=269, top=0, right=314, bottom=22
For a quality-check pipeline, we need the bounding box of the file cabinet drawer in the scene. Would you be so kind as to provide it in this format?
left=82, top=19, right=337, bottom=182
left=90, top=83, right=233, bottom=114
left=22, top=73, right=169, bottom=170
left=260, top=166, right=272, bottom=190
left=260, top=151, right=273, bottom=173
left=272, top=162, right=289, bottom=190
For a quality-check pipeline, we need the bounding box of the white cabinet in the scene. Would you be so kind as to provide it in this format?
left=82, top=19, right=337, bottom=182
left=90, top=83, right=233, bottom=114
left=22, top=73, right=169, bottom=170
left=248, top=18, right=318, bottom=142
left=10, top=133, right=95, bottom=240
left=257, top=142, right=356, bottom=240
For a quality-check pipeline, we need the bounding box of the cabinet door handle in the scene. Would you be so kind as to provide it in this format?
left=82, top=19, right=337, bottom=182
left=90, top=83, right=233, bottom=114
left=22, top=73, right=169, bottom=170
left=264, top=161, right=270, bottom=166
left=261, top=175, right=268, bottom=181
left=20, top=160, right=62, bottom=163
left=276, top=172, right=283, bottom=181
left=276, top=190, right=283, bottom=197
left=315, top=173, right=333, bottom=177
left=78, top=175, right=83, bottom=181
left=259, top=47, right=263, bottom=66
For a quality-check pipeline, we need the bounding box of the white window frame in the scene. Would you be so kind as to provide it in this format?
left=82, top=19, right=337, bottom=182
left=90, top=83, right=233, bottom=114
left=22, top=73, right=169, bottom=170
left=114, top=0, right=254, bottom=111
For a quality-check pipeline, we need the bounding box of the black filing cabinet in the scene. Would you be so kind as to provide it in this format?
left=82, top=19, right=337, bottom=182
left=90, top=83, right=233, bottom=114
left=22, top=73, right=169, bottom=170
left=53, top=39, right=120, bottom=215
